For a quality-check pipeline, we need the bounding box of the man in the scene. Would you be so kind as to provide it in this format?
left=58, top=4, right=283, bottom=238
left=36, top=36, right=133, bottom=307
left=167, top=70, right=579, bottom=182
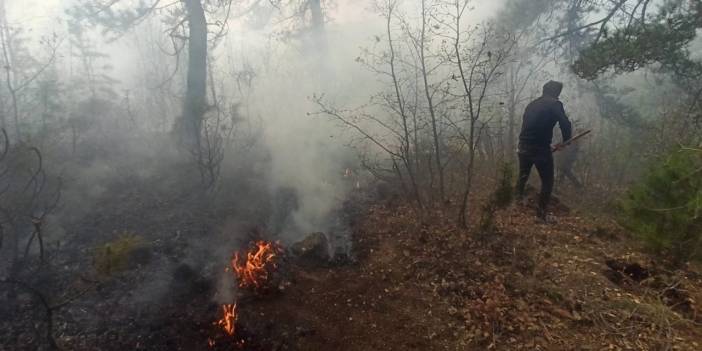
left=516, top=80, right=572, bottom=222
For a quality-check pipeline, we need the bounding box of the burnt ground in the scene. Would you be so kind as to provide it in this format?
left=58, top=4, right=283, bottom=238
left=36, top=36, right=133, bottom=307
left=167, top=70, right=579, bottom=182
left=2, top=177, right=702, bottom=351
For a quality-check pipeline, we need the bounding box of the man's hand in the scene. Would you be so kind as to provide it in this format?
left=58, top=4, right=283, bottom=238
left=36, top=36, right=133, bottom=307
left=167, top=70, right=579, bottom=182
left=553, top=130, right=592, bottom=152
left=551, top=143, right=566, bottom=152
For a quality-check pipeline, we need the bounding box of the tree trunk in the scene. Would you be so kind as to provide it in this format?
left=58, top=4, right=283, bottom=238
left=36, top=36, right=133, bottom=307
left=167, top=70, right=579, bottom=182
left=507, top=92, right=516, bottom=155
left=386, top=4, right=422, bottom=209
left=458, top=119, right=476, bottom=228
left=0, top=94, right=5, bottom=130
left=419, top=0, right=445, bottom=202
left=0, top=2, right=19, bottom=140
left=181, top=0, right=208, bottom=147
left=309, top=0, right=326, bottom=52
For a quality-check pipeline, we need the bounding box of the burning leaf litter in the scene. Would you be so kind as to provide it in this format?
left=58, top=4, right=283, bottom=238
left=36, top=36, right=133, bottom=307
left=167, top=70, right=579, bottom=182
left=210, top=240, right=284, bottom=348
left=217, top=303, right=238, bottom=336
left=232, top=240, right=284, bottom=291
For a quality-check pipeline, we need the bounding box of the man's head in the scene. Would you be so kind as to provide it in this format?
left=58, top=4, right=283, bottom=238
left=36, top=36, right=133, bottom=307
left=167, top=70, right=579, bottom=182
left=542, top=80, right=563, bottom=98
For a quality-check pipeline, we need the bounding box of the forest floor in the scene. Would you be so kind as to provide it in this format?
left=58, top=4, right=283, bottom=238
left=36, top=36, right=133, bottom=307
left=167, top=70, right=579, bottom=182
left=236, top=192, right=702, bottom=351
left=2, top=176, right=702, bottom=350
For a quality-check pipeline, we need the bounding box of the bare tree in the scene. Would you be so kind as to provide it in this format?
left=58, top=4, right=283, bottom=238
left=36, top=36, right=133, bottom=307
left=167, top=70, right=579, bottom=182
left=315, top=0, right=513, bottom=216
left=272, top=0, right=329, bottom=47
left=312, top=0, right=433, bottom=208
left=312, top=94, right=423, bottom=207
left=69, top=0, right=250, bottom=146
left=442, top=4, right=514, bottom=227
left=0, top=2, right=62, bottom=140
left=181, top=0, right=208, bottom=148
left=383, top=0, right=423, bottom=207
left=0, top=135, right=62, bottom=271
left=413, top=0, right=446, bottom=202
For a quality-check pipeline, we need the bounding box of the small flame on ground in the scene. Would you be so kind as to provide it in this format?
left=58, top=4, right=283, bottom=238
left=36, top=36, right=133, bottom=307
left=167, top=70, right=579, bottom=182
left=231, top=240, right=281, bottom=290
left=209, top=303, right=238, bottom=348
left=210, top=240, right=281, bottom=348
left=217, top=303, right=237, bottom=336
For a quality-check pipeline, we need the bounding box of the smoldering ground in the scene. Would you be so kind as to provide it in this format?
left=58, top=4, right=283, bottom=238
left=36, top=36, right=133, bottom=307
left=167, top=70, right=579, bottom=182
left=0, top=0, right=536, bottom=319
left=0, top=2, right=391, bottom=341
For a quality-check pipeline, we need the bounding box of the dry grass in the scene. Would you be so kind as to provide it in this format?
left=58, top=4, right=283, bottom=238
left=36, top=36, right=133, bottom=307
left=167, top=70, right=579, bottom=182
left=93, top=232, right=145, bottom=276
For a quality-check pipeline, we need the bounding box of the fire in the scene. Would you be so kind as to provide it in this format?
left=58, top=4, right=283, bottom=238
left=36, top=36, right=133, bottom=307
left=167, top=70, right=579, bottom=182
left=209, top=303, right=239, bottom=348
left=231, top=240, right=282, bottom=290
left=209, top=240, right=282, bottom=348
left=217, top=303, right=237, bottom=336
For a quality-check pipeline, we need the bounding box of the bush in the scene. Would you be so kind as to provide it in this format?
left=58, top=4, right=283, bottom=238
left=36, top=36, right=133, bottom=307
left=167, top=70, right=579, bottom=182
left=478, top=163, right=515, bottom=236
left=619, top=148, right=702, bottom=263
left=93, top=233, right=145, bottom=276
left=493, top=163, right=515, bottom=209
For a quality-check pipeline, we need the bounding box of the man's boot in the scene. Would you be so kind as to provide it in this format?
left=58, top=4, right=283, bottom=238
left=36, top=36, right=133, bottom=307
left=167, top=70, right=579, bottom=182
left=536, top=208, right=557, bottom=224
left=536, top=198, right=556, bottom=224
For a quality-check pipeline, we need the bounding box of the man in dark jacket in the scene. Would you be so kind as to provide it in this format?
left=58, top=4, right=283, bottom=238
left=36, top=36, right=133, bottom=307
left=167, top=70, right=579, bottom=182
left=515, top=80, right=572, bottom=221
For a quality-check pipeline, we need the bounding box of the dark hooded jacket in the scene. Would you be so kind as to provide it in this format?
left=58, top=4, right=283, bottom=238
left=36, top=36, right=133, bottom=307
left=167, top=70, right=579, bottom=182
left=518, top=95, right=572, bottom=149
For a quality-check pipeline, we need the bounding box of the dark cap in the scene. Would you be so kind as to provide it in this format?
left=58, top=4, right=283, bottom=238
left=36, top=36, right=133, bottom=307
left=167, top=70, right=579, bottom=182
left=543, top=80, right=563, bottom=98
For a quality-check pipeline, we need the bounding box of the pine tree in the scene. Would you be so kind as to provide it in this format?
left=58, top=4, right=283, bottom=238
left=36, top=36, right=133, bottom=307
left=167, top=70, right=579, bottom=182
left=619, top=148, right=702, bottom=264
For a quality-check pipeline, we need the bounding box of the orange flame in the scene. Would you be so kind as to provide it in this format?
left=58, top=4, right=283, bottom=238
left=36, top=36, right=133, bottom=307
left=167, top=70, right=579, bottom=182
left=217, top=303, right=238, bottom=336
left=231, top=241, right=281, bottom=290
left=210, top=241, right=280, bottom=348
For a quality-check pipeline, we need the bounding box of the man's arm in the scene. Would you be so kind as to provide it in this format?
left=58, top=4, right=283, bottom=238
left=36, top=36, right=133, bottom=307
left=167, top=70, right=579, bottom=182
left=555, top=101, right=572, bottom=142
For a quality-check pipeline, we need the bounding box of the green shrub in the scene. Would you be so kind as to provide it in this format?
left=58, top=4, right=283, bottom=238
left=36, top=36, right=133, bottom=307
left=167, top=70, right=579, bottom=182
left=619, top=148, right=702, bottom=263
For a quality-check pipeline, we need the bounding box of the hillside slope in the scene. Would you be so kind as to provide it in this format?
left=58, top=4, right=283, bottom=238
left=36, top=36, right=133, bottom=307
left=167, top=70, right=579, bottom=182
left=239, top=197, right=702, bottom=350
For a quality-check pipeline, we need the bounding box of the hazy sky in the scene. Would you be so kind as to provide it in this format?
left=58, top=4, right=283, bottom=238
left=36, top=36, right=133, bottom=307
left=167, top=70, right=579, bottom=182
left=3, top=0, right=507, bottom=93
left=6, top=0, right=506, bottom=37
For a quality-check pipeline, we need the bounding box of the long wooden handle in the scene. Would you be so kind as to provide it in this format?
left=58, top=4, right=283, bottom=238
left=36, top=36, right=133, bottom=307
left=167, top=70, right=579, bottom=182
left=552, top=130, right=592, bottom=152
